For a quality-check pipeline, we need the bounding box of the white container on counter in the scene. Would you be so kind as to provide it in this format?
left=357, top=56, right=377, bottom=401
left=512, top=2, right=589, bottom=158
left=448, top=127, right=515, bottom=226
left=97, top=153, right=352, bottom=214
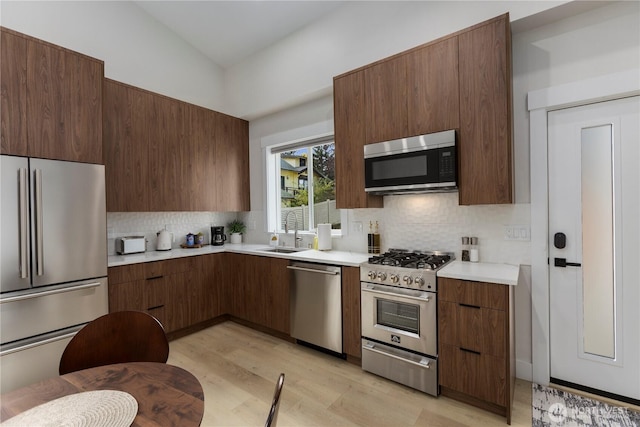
left=317, top=224, right=332, bottom=250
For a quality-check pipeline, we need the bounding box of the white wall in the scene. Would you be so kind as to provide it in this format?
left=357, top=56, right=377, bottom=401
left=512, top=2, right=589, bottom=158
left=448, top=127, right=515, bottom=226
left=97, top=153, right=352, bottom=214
left=0, top=1, right=226, bottom=113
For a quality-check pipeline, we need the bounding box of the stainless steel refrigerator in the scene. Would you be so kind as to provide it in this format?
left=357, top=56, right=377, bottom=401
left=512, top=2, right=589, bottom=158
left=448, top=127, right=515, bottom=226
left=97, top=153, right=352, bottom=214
left=0, top=155, right=108, bottom=393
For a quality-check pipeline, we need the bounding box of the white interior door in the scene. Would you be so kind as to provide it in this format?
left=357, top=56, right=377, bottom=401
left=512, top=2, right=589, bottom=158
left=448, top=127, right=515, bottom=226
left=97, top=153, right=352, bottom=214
left=548, top=96, right=639, bottom=401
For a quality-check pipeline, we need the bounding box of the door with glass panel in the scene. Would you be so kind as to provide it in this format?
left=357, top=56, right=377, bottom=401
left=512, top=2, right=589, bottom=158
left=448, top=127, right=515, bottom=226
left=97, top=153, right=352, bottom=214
left=548, top=96, right=639, bottom=401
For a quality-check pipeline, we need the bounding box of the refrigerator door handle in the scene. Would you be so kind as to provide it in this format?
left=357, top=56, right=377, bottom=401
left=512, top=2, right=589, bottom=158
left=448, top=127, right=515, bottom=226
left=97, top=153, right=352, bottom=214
left=0, top=281, right=103, bottom=304
left=0, top=330, right=77, bottom=357
left=19, top=168, right=29, bottom=279
left=34, top=168, right=44, bottom=276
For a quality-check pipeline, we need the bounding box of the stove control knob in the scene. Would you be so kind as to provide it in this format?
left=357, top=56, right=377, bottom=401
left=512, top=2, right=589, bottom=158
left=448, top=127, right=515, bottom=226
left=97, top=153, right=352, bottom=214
left=390, top=274, right=400, bottom=283
left=415, top=277, right=425, bottom=287
left=377, top=272, right=387, bottom=281
left=403, top=276, right=413, bottom=285
left=368, top=271, right=377, bottom=280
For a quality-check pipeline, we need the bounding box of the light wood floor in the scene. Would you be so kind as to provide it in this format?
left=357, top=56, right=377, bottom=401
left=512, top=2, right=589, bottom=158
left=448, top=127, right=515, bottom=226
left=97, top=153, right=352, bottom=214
left=168, top=321, right=532, bottom=426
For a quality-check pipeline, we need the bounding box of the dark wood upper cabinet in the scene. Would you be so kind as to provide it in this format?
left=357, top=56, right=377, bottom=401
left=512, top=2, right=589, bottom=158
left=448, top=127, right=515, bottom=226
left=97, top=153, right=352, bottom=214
left=1, top=29, right=28, bottom=156
left=333, top=13, right=512, bottom=207
left=103, top=79, right=150, bottom=212
left=458, top=15, right=513, bottom=205
left=334, top=70, right=383, bottom=209
left=216, top=112, right=250, bottom=212
left=364, top=55, right=408, bottom=144
left=103, top=79, right=249, bottom=212
left=1, top=28, right=103, bottom=163
left=407, top=36, right=460, bottom=136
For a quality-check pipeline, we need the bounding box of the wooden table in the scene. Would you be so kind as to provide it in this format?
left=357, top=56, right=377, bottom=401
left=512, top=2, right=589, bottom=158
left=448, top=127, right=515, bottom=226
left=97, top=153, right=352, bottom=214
left=0, top=362, right=204, bottom=426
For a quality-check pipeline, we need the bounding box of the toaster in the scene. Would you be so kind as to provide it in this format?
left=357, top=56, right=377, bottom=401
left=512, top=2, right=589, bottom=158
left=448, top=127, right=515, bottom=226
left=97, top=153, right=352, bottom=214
left=115, top=236, right=146, bottom=254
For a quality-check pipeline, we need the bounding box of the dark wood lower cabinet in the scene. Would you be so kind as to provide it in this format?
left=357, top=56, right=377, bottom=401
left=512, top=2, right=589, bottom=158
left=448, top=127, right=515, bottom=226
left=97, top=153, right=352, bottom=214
left=342, top=266, right=361, bottom=360
left=108, top=253, right=290, bottom=337
left=438, top=277, right=514, bottom=424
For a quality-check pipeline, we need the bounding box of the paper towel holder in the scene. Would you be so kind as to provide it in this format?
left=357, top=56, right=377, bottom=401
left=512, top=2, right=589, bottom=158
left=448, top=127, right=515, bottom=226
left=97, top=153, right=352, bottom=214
left=317, top=223, right=332, bottom=251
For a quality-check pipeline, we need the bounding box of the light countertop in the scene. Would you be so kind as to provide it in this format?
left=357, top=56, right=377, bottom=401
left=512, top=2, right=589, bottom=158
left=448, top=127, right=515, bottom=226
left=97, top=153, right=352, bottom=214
left=437, top=260, right=520, bottom=286
left=108, top=243, right=371, bottom=268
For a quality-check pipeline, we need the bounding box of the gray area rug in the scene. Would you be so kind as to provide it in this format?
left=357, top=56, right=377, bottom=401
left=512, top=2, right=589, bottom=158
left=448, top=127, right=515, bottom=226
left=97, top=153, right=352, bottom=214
left=532, top=383, right=640, bottom=426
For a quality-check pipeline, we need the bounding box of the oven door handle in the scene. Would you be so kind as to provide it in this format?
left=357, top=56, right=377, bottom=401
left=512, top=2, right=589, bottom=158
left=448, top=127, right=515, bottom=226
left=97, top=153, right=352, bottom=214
left=363, top=342, right=432, bottom=369
left=362, top=286, right=430, bottom=303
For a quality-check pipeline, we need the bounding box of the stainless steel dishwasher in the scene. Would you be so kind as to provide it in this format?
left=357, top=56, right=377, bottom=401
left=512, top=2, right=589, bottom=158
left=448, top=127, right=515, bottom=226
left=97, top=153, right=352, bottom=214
left=288, top=262, right=342, bottom=354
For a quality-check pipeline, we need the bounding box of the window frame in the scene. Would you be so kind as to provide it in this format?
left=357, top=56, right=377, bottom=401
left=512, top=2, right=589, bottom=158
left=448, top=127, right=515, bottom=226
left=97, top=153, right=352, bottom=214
left=262, top=128, right=347, bottom=236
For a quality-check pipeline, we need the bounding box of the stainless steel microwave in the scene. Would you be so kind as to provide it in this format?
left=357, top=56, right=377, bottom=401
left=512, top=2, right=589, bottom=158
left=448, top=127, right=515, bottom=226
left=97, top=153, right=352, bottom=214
left=364, top=129, right=457, bottom=195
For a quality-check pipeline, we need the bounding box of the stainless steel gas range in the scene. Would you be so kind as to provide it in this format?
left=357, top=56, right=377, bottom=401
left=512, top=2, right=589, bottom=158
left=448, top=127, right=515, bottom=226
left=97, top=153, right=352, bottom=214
left=360, top=249, right=454, bottom=397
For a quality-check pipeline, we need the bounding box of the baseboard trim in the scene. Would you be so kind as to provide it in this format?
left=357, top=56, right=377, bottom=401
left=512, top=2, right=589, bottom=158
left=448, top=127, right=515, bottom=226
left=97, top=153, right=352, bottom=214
left=516, top=359, right=533, bottom=382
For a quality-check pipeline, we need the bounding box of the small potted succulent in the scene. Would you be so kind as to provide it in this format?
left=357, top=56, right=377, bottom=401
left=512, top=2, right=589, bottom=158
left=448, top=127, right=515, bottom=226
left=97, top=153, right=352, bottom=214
left=227, top=219, right=246, bottom=244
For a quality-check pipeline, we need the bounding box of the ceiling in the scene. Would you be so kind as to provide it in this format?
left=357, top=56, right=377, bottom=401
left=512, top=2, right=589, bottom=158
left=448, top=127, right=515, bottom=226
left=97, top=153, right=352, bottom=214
left=134, top=1, right=346, bottom=69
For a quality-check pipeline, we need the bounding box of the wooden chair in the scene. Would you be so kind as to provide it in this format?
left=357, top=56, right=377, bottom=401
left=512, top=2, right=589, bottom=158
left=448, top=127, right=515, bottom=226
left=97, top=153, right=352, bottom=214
left=265, top=373, right=285, bottom=427
left=59, top=311, right=170, bottom=375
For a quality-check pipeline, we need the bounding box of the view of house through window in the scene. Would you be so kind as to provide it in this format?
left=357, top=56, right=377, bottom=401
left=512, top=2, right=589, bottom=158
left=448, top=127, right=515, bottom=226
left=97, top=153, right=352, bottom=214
left=275, top=141, right=340, bottom=232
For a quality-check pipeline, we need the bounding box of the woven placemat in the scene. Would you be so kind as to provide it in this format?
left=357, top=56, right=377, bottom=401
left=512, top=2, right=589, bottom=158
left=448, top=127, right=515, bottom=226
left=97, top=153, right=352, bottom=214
left=1, top=390, right=138, bottom=427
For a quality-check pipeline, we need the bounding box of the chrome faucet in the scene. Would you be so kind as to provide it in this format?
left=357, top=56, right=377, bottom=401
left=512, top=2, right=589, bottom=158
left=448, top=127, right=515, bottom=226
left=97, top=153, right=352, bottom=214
left=284, top=211, right=302, bottom=248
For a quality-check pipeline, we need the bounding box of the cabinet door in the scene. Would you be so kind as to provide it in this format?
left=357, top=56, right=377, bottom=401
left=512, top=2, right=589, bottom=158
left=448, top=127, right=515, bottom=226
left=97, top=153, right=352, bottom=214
left=1, top=29, right=28, bottom=156
left=189, top=106, right=216, bottom=211
left=108, top=280, right=145, bottom=313
left=264, top=257, right=290, bottom=334
left=215, top=113, right=250, bottom=212
left=365, top=55, right=407, bottom=144
left=148, top=95, right=188, bottom=211
left=407, top=37, right=460, bottom=135
left=227, top=253, right=249, bottom=319
left=334, top=71, right=382, bottom=209
left=165, top=271, right=195, bottom=333
left=193, top=254, right=219, bottom=322
left=341, top=266, right=361, bottom=358
left=103, top=80, right=150, bottom=211
left=458, top=16, right=512, bottom=205
left=26, top=40, right=103, bottom=163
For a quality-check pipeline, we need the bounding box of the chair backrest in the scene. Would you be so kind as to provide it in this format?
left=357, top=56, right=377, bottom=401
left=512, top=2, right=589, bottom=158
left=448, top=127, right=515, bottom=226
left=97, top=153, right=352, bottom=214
left=265, top=373, right=285, bottom=427
left=59, top=310, right=170, bottom=375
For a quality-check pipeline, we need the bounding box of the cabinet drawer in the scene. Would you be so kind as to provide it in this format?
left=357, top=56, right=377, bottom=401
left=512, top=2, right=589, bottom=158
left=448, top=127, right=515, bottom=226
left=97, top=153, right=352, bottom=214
left=108, top=264, right=144, bottom=284
left=439, top=344, right=506, bottom=406
left=145, top=257, right=200, bottom=278
left=439, top=277, right=507, bottom=310
left=438, top=300, right=506, bottom=357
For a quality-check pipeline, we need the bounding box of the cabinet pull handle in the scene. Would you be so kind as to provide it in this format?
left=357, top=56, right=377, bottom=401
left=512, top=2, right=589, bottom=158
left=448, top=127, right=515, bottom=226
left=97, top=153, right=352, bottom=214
left=460, top=347, right=481, bottom=356
left=459, top=303, right=480, bottom=309
left=146, top=275, right=163, bottom=281
left=147, top=305, right=164, bottom=311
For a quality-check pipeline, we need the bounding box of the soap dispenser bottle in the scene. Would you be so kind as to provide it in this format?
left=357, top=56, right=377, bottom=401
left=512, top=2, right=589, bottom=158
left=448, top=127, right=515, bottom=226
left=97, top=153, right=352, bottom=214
left=270, top=230, right=279, bottom=247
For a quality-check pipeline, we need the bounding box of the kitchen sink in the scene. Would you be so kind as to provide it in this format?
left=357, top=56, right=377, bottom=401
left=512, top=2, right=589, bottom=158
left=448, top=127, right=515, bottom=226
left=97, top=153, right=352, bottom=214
left=258, top=247, right=307, bottom=254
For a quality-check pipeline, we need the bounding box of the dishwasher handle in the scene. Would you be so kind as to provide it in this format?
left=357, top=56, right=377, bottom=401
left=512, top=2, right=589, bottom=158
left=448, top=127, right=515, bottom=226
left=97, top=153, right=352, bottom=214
left=286, top=265, right=339, bottom=275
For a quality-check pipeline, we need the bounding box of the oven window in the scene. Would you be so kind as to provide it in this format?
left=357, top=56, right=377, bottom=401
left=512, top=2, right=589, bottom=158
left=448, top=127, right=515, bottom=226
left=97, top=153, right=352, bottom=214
left=376, top=299, right=420, bottom=334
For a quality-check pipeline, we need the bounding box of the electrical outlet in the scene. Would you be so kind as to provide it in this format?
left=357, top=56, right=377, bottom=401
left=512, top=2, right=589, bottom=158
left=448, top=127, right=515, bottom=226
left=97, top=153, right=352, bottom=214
left=352, top=221, right=363, bottom=234
left=504, top=225, right=530, bottom=241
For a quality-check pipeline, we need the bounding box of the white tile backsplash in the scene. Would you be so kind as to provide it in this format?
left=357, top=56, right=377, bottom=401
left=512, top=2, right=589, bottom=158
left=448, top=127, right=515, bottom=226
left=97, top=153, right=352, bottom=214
left=342, top=193, right=531, bottom=265
left=111, top=193, right=531, bottom=265
left=107, top=212, right=238, bottom=254
left=242, top=193, right=531, bottom=266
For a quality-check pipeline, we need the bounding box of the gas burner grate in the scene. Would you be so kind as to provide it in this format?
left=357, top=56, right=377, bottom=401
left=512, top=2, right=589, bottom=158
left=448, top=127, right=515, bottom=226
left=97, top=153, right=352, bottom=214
left=367, top=250, right=452, bottom=270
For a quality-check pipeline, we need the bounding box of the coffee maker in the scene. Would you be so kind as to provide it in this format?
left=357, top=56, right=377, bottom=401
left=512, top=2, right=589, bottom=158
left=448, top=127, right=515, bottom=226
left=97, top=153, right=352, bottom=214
left=211, top=226, right=226, bottom=246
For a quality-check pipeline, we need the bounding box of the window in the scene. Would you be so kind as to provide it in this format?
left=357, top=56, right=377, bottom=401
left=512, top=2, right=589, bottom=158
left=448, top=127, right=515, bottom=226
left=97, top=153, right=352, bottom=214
left=266, top=135, right=343, bottom=234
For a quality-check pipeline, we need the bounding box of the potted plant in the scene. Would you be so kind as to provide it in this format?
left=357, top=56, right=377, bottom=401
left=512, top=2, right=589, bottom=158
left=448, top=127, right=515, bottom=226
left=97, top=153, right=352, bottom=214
left=227, top=219, right=246, bottom=244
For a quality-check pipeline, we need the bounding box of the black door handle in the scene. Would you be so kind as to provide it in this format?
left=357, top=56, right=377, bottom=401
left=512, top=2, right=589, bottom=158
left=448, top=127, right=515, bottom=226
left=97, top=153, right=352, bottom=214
left=554, top=258, right=581, bottom=267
